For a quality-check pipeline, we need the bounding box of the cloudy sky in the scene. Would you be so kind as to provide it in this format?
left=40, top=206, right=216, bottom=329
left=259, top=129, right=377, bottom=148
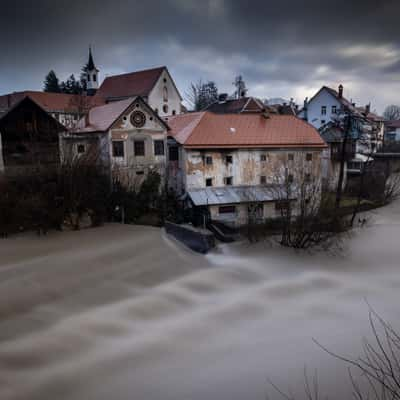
left=0, top=0, right=399, bottom=112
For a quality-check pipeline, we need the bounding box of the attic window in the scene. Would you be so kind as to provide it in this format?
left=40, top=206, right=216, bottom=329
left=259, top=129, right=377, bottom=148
left=135, top=103, right=140, bottom=108
left=225, top=155, right=233, bottom=164
left=163, top=78, right=167, bottom=83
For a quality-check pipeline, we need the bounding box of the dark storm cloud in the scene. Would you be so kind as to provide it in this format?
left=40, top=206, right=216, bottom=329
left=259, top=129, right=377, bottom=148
left=0, top=0, right=399, bottom=111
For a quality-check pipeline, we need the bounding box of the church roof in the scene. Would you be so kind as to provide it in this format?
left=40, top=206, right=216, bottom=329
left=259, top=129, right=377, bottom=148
left=95, top=66, right=166, bottom=100
left=87, top=47, right=96, bottom=70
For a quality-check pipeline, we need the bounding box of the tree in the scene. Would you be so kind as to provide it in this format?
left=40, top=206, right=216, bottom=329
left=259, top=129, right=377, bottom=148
left=383, top=105, right=400, bottom=121
left=43, top=70, right=61, bottom=93
left=60, top=74, right=83, bottom=95
left=186, top=80, right=219, bottom=111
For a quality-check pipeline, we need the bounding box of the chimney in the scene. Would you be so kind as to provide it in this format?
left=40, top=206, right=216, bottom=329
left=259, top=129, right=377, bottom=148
left=338, top=84, right=343, bottom=99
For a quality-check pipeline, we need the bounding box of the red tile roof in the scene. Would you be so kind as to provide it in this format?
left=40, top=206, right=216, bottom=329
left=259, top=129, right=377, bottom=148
left=0, top=91, right=103, bottom=113
left=167, top=112, right=327, bottom=149
left=95, top=66, right=165, bottom=100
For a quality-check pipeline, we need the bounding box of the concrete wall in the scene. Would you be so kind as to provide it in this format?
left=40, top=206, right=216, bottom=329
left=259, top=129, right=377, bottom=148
left=184, top=148, right=323, bottom=190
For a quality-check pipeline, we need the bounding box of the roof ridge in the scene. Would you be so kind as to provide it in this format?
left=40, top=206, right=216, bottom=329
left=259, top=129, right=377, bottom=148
left=102, top=66, right=165, bottom=81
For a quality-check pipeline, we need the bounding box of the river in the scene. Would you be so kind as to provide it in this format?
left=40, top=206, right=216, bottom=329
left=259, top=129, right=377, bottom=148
left=1, top=201, right=400, bottom=399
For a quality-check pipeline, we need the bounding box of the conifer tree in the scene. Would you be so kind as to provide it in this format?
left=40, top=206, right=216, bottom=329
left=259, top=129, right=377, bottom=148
left=43, top=70, right=61, bottom=93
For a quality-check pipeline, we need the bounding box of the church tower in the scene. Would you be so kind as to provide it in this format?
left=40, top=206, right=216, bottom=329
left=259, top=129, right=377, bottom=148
left=86, top=47, right=99, bottom=96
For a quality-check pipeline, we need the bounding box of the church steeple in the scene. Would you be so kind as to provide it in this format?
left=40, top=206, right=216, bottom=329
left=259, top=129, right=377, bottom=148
left=86, top=46, right=99, bottom=96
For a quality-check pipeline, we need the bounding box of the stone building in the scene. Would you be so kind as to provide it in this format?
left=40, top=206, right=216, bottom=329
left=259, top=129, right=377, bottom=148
left=61, top=96, right=169, bottom=186
left=166, top=111, right=327, bottom=226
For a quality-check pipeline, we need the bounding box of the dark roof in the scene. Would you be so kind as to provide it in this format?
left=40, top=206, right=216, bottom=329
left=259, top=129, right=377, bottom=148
left=95, top=66, right=166, bottom=100
left=205, top=97, right=265, bottom=114
left=87, top=47, right=96, bottom=71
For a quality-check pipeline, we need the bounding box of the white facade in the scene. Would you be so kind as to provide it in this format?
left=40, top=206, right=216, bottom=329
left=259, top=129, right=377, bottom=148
left=148, top=69, right=182, bottom=118
left=299, top=88, right=341, bottom=129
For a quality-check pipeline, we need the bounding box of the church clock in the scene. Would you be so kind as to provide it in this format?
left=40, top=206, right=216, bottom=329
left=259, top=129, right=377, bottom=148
left=130, top=111, right=146, bottom=128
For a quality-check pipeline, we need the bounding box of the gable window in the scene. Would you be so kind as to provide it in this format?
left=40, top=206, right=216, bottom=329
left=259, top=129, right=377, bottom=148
left=306, top=153, right=313, bottom=161
left=205, top=156, right=213, bottom=165
left=219, top=206, right=236, bottom=214
left=112, top=141, right=124, bottom=158
left=206, top=178, right=213, bottom=187
left=288, top=153, right=294, bottom=161
left=224, top=176, right=233, bottom=185
left=77, top=144, right=85, bottom=154
left=163, top=104, right=169, bottom=114
left=163, top=86, right=168, bottom=102
left=332, top=105, right=337, bottom=114
left=260, top=175, right=266, bottom=184
left=225, top=155, right=233, bottom=164
left=154, top=140, right=165, bottom=156
left=169, top=146, right=179, bottom=161
left=134, top=140, right=145, bottom=156
left=321, top=106, right=327, bottom=115
left=260, top=154, right=267, bottom=162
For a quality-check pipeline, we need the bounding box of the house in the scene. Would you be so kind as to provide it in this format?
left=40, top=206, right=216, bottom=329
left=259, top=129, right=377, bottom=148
left=94, top=66, right=183, bottom=117
left=319, top=122, right=356, bottom=190
left=0, top=96, right=66, bottom=176
left=61, top=96, right=169, bottom=186
left=384, top=120, right=400, bottom=142
left=166, top=112, right=327, bottom=226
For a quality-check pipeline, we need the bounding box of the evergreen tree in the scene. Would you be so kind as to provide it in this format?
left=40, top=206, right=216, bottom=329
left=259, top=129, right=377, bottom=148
left=43, top=70, right=61, bottom=93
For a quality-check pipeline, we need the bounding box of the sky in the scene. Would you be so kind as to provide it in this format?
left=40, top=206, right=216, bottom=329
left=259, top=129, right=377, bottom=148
left=0, top=0, right=399, bottom=112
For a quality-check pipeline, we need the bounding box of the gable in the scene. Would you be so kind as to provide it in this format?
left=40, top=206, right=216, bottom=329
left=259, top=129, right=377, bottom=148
left=151, top=67, right=183, bottom=101
left=110, top=98, right=168, bottom=132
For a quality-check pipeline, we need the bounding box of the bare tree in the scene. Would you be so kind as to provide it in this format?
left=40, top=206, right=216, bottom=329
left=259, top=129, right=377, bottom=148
left=383, top=105, right=400, bottom=121
left=185, top=80, right=219, bottom=111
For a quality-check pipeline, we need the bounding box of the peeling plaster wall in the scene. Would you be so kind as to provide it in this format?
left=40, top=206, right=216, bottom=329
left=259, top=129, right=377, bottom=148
left=184, top=148, right=323, bottom=190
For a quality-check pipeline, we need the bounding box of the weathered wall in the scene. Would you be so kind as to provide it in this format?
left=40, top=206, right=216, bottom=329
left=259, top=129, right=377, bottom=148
left=184, top=148, right=323, bottom=190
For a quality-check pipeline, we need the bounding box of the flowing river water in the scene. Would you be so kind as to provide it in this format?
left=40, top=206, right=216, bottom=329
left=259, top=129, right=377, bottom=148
left=1, top=202, right=400, bottom=399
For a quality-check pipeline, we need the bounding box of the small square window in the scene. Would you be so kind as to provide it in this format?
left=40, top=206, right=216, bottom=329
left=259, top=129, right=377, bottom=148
left=321, top=119, right=326, bottom=125
left=287, top=174, right=294, bottom=183
left=206, top=178, right=213, bottom=187
left=77, top=144, right=85, bottom=154
left=154, top=140, right=164, bottom=156
left=260, top=154, right=267, bottom=161
left=306, top=153, right=313, bottom=161
left=332, top=105, right=337, bottom=114
left=225, top=155, right=233, bottom=164
left=321, top=106, right=327, bottom=115
left=260, top=175, right=266, bottom=184
left=224, top=176, right=233, bottom=185
left=134, top=140, right=145, bottom=156
left=112, top=141, right=124, bottom=158
left=205, top=156, right=213, bottom=165
left=288, top=153, right=294, bottom=161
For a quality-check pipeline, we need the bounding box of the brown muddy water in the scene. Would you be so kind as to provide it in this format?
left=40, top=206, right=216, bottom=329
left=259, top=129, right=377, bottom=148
left=1, top=202, right=400, bottom=399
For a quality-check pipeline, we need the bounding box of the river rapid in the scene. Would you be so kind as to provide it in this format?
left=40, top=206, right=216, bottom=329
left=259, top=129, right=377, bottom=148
left=1, top=202, right=400, bottom=399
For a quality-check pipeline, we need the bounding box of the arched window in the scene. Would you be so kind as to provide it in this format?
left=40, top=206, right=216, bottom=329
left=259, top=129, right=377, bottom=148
left=93, top=74, right=96, bottom=82
left=163, top=86, right=168, bottom=102
left=163, top=104, right=168, bottom=114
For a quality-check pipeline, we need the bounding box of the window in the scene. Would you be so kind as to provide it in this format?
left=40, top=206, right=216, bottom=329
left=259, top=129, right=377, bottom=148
left=219, top=206, right=236, bottom=214
left=163, top=104, right=169, bottom=114
left=163, top=86, right=168, bottom=102
left=112, top=141, right=124, bottom=158
left=287, top=174, right=294, bottom=183
left=172, top=110, right=176, bottom=115
left=154, top=140, right=164, bottom=156
left=136, top=171, right=144, bottom=175
left=288, top=153, right=294, bottom=161
left=306, top=153, right=313, bottom=161
left=225, top=155, right=233, bottom=164
left=205, top=156, right=213, bottom=165
left=275, top=200, right=290, bottom=211
left=321, top=120, right=326, bottom=125
left=134, top=140, right=145, bottom=156
left=77, top=144, right=85, bottom=154
left=93, top=74, right=96, bottom=82
left=332, top=105, right=337, bottom=114
left=169, top=146, right=179, bottom=161
left=87, top=75, right=91, bottom=82
left=260, top=175, right=266, bottom=184
left=224, top=176, right=233, bottom=185
left=260, top=154, right=267, bottom=162
left=305, top=173, right=311, bottom=182
left=206, top=178, right=213, bottom=187
left=321, top=106, right=327, bottom=115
